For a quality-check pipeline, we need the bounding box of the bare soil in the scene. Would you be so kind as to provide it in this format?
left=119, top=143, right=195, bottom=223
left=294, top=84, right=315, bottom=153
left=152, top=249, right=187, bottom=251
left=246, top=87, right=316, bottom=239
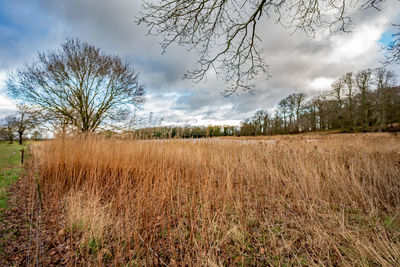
left=0, top=174, right=78, bottom=266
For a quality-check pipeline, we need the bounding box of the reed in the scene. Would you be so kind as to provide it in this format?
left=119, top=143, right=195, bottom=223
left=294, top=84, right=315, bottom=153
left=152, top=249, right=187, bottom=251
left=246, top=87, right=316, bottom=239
left=30, top=133, right=400, bottom=265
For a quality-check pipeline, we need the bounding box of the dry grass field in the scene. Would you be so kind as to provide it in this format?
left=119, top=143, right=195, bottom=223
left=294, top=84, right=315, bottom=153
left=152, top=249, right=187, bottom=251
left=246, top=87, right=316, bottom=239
left=29, top=133, right=400, bottom=266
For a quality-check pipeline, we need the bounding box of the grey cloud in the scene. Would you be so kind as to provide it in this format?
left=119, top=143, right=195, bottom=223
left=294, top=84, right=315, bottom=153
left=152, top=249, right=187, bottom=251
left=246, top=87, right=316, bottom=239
left=38, top=0, right=199, bottom=89
left=1, top=0, right=399, bottom=125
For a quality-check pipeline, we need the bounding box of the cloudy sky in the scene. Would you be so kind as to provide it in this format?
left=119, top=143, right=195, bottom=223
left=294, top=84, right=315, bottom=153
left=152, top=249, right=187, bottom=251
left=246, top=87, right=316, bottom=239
left=0, top=0, right=399, bottom=126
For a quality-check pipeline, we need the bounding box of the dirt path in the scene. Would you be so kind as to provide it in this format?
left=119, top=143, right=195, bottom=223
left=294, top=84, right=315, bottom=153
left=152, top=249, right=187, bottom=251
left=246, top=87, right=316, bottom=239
left=0, top=174, right=74, bottom=266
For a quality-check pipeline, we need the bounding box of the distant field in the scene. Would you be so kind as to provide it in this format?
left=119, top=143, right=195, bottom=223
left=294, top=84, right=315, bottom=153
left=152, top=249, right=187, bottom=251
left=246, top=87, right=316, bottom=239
left=30, top=133, right=400, bottom=265
left=0, top=142, right=25, bottom=170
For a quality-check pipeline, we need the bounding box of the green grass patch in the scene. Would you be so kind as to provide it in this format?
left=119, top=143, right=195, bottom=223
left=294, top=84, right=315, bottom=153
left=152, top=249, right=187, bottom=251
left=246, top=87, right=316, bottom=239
left=0, top=141, right=28, bottom=213
left=0, top=168, right=21, bottom=211
left=0, top=141, right=26, bottom=170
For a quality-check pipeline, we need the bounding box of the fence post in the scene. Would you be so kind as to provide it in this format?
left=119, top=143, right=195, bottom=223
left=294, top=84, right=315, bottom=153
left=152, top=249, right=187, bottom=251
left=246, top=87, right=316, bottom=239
left=21, top=149, right=24, bottom=164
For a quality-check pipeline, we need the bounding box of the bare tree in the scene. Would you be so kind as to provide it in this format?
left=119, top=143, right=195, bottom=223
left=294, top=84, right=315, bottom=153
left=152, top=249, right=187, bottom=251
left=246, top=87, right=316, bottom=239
left=355, top=69, right=372, bottom=129
left=252, top=109, right=270, bottom=135
left=287, top=94, right=297, bottom=132
left=343, top=72, right=356, bottom=129
left=384, top=86, right=400, bottom=128
left=374, top=67, right=395, bottom=132
left=14, top=105, right=39, bottom=145
left=278, top=98, right=289, bottom=133
left=306, top=99, right=318, bottom=131
left=139, top=0, right=385, bottom=95
left=314, top=93, right=329, bottom=130
left=331, top=79, right=345, bottom=130
left=294, top=93, right=306, bottom=132
left=2, top=115, right=17, bottom=144
left=7, top=38, right=145, bottom=133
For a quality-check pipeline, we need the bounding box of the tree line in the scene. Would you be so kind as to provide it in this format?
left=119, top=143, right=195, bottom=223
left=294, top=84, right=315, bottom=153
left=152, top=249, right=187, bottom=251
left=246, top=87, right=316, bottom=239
left=119, top=67, right=399, bottom=139
left=241, top=68, right=399, bottom=136
left=3, top=64, right=399, bottom=141
left=122, top=125, right=238, bottom=139
left=2, top=38, right=399, bottom=141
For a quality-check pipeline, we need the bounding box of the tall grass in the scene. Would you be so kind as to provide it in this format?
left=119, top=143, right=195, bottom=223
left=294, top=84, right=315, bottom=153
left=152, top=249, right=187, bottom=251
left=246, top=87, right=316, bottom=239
left=30, top=133, right=400, bottom=265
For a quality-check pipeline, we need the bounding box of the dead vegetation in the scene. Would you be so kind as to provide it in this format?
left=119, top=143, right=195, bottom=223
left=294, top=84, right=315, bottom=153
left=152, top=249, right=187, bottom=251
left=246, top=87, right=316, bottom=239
left=29, top=133, right=400, bottom=265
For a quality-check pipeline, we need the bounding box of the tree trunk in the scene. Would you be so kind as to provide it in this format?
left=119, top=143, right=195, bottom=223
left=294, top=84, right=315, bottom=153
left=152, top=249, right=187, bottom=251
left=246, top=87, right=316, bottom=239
left=18, top=132, right=23, bottom=145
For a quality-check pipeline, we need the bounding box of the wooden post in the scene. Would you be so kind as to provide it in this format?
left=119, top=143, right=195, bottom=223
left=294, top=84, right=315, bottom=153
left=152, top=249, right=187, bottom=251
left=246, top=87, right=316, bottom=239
left=21, top=149, right=24, bottom=164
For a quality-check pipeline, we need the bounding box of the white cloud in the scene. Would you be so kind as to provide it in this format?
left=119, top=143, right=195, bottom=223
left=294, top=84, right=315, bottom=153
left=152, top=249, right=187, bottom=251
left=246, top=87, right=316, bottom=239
left=0, top=71, right=17, bottom=118
left=309, top=77, right=335, bottom=91
left=0, top=96, right=17, bottom=119
left=0, top=95, right=15, bottom=110
left=327, top=25, right=385, bottom=65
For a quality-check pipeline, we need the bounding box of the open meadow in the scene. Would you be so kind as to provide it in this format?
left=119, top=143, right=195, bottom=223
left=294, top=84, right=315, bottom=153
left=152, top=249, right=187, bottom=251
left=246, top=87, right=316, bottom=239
left=18, top=132, right=400, bottom=265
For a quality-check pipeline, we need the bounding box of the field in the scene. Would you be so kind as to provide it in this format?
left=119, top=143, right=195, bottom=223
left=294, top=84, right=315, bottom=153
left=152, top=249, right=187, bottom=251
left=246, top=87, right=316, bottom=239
left=13, top=133, right=400, bottom=265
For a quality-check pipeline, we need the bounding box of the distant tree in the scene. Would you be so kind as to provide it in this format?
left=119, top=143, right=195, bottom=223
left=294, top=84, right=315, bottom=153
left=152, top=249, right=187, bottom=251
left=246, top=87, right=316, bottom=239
left=14, top=105, right=39, bottom=145
left=278, top=98, right=289, bottom=133
left=2, top=115, right=17, bottom=144
left=31, top=129, right=45, bottom=141
left=223, top=126, right=230, bottom=136
left=192, top=126, right=206, bottom=138
left=294, top=93, right=306, bottom=132
left=384, top=86, right=400, bottom=128
left=375, top=68, right=395, bottom=132
left=343, top=72, right=356, bottom=129
left=7, top=38, right=145, bottom=133
left=252, top=110, right=271, bottom=135
left=239, top=120, right=254, bottom=136
left=252, top=110, right=264, bottom=135
left=212, top=126, right=222, bottom=137
left=314, top=93, right=329, bottom=130
left=284, top=94, right=297, bottom=132
left=261, top=111, right=271, bottom=135
left=182, top=127, right=192, bottom=138
left=305, top=100, right=318, bottom=131
left=272, top=111, right=283, bottom=134
left=331, top=79, right=345, bottom=130
left=224, top=126, right=236, bottom=136
left=355, top=69, right=372, bottom=129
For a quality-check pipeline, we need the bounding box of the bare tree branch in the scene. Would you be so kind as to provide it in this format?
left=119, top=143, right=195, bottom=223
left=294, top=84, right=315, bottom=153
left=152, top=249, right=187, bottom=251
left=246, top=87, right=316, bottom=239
left=138, top=0, right=385, bottom=95
left=384, top=23, right=400, bottom=65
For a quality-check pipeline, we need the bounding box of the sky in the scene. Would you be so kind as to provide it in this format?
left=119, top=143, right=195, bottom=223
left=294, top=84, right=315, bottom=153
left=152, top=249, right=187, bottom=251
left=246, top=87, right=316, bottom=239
left=0, top=0, right=399, bottom=127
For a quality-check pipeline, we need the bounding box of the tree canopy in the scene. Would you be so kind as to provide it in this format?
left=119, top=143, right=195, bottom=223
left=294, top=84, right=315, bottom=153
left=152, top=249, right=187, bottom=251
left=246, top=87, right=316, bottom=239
left=7, top=38, right=145, bottom=132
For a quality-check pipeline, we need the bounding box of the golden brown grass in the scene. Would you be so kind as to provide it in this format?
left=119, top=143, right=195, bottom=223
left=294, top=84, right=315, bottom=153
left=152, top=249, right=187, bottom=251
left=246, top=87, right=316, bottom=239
left=30, top=133, right=400, bottom=265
